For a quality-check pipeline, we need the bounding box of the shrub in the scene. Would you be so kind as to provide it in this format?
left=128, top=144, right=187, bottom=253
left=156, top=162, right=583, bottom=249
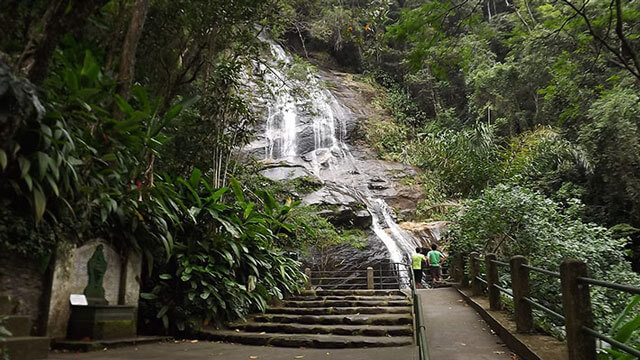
left=448, top=184, right=640, bottom=339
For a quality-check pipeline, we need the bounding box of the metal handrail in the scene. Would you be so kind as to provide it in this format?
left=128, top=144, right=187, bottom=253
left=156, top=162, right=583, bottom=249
left=493, top=284, right=513, bottom=297
left=523, top=297, right=565, bottom=322
left=522, top=264, right=561, bottom=278
left=577, top=276, right=640, bottom=295
left=410, top=262, right=430, bottom=360
left=490, top=259, right=510, bottom=267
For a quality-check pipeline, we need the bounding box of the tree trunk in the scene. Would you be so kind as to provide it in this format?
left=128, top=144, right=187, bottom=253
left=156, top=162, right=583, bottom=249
left=28, top=0, right=109, bottom=85
left=114, top=0, right=151, bottom=116
left=105, top=0, right=129, bottom=72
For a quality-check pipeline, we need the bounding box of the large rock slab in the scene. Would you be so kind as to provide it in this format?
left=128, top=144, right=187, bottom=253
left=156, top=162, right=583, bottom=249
left=259, top=160, right=317, bottom=181
left=399, top=221, right=450, bottom=246
left=303, top=183, right=372, bottom=230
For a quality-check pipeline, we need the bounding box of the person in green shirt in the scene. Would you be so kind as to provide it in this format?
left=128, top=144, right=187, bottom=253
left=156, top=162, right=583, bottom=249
left=411, top=247, right=427, bottom=289
left=412, top=247, right=427, bottom=288
left=427, top=244, right=446, bottom=285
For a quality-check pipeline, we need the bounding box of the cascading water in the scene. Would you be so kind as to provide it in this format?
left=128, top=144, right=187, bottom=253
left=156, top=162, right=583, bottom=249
left=261, top=44, right=298, bottom=159
left=256, top=40, right=423, bottom=276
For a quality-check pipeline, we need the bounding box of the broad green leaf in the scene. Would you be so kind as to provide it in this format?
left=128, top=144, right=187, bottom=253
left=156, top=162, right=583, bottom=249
left=614, top=314, right=640, bottom=343
left=37, top=152, right=50, bottom=179
left=209, top=187, right=228, bottom=202
left=140, top=292, right=157, bottom=300
left=24, top=174, right=33, bottom=191
left=0, top=149, right=7, bottom=170
left=114, top=94, right=135, bottom=115
left=244, top=202, right=255, bottom=220
left=33, top=186, right=46, bottom=222
left=230, top=177, right=244, bottom=202
left=18, top=156, right=30, bottom=178
left=157, top=305, right=169, bottom=319
left=100, top=153, right=117, bottom=162
left=166, top=104, right=183, bottom=121
left=611, top=295, right=640, bottom=335
left=189, top=168, right=202, bottom=188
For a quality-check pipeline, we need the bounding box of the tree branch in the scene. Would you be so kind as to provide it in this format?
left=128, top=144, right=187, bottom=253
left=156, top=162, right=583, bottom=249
left=559, top=0, right=640, bottom=81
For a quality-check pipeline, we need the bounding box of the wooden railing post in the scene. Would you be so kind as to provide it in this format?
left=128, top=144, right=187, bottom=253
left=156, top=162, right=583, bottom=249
left=367, top=267, right=374, bottom=289
left=486, top=253, right=501, bottom=310
left=459, top=253, right=469, bottom=288
left=450, top=254, right=459, bottom=282
left=510, top=256, right=533, bottom=333
left=470, top=252, right=482, bottom=296
left=304, top=267, right=312, bottom=290
left=560, top=259, right=596, bottom=360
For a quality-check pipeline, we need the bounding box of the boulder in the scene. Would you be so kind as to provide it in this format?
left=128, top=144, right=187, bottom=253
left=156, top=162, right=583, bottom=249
left=259, top=160, right=317, bottom=182
left=296, top=126, right=317, bottom=155
left=303, top=183, right=372, bottom=230
left=399, top=221, right=450, bottom=246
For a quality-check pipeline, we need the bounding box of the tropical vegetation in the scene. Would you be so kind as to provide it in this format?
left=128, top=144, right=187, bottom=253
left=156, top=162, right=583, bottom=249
left=2, top=0, right=640, bottom=354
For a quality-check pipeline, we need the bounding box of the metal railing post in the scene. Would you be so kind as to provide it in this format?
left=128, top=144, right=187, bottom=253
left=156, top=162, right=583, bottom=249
left=470, top=252, right=482, bottom=296
left=560, top=259, right=596, bottom=360
left=304, top=267, right=312, bottom=290
left=510, top=256, right=533, bottom=333
left=486, top=253, right=501, bottom=310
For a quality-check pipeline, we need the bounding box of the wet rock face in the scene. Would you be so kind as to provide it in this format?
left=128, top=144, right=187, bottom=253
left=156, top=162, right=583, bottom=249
left=399, top=221, right=450, bottom=247
left=302, top=233, right=392, bottom=272
left=259, top=162, right=314, bottom=181
left=303, top=184, right=372, bottom=230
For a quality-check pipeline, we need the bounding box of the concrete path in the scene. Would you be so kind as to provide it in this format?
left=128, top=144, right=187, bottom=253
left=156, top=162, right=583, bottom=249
left=418, top=288, right=514, bottom=360
left=49, top=340, right=416, bottom=360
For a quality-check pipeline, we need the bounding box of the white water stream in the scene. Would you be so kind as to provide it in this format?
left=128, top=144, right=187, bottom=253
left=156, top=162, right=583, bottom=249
left=259, top=40, right=421, bottom=270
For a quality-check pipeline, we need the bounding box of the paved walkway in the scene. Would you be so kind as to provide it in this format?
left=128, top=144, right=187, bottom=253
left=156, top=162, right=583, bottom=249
left=49, top=340, right=416, bottom=360
left=418, top=288, right=514, bottom=360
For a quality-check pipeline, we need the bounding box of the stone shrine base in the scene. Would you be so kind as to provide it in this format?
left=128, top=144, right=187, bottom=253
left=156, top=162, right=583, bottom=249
left=66, top=304, right=136, bottom=340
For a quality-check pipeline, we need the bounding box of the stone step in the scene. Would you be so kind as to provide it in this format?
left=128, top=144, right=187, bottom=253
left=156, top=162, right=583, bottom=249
left=52, top=336, right=171, bottom=352
left=282, top=299, right=411, bottom=308
left=300, top=290, right=407, bottom=297
left=4, top=315, right=31, bottom=336
left=201, top=330, right=413, bottom=348
left=0, top=336, right=49, bottom=360
left=252, top=313, right=413, bottom=326
left=228, top=322, right=414, bottom=337
left=289, top=295, right=408, bottom=301
left=267, top=306, right=412, bottom=315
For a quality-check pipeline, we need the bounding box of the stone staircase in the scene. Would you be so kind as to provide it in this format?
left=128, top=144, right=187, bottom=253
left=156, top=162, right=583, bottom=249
left=0, top=295, right=49, bottom=360
left=202, top=289, right=414, bottom=348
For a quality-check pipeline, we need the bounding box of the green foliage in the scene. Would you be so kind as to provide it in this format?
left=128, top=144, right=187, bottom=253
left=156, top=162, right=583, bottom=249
left=600, top=295, right=640, bottom=359
left=140, top=171, right=304, bottom=333
left=579, top=87, right=640, bottom=225
left=448, top=184, right=640, bottom=339
left=289, top=206, right=368, bottom=251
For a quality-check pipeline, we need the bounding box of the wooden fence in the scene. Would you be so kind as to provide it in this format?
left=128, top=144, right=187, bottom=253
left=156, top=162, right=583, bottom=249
left=449, top=252, right=640, bottom=360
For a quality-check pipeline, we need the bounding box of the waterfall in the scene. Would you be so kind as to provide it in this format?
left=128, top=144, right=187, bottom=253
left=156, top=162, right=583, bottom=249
left=262, top=44, right=297, bottom=159
left=258, top=40, right=421, bottom=270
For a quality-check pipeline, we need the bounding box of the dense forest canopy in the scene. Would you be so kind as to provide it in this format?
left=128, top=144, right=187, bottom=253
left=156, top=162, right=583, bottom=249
left=1, top=0, right=640, bottom=349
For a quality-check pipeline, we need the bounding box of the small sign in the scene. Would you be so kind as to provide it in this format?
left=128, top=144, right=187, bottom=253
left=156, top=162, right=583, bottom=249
left=70, top=294, right=88, bottom=306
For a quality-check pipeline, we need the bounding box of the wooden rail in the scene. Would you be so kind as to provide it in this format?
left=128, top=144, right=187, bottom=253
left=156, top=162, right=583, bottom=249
left=449, top=252, right=640, bottom=360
